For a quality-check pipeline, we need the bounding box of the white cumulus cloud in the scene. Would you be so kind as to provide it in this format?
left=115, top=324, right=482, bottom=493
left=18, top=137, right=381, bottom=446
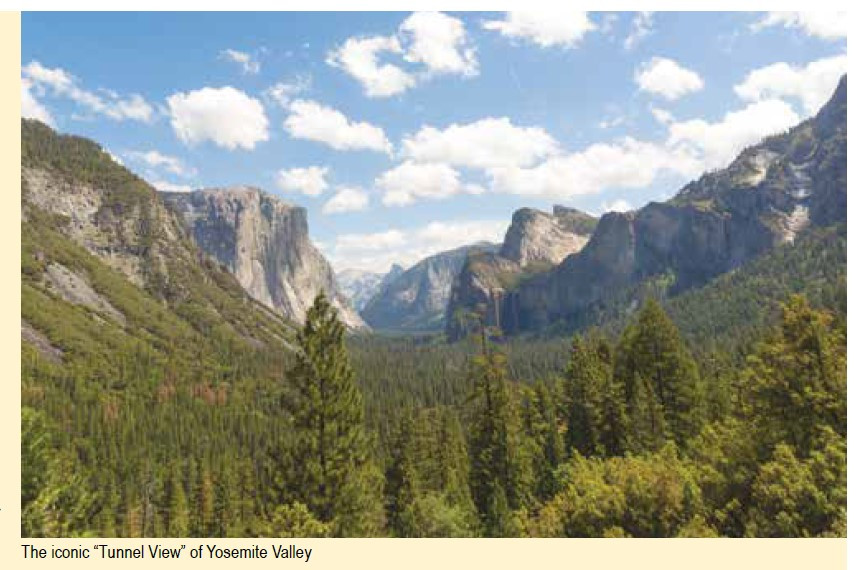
left=327, top=12, right=477, bottom=98
left=21, top=79, right=54, bottom=126
left=488, top=137, right=700, bottom=200
left=276, top=166, right=329, bottom=197
left=265, top=74, right=312, bottom=109
left=325, top=219, right=508, bottom=272
left=376, top=161, right=484, bottom=207
left=326, top=35, right=416, bottom=98
left=126, top=150, right=196, bottom=178
left=489, top=91, right=807, bottom=201
left=284, top=99, right=392, bottom=154
left=734, top=55, right=847, bottom=115
left=167, top=86, right=269, bottom=150
left=399, top=11, right=477, bottom=76
left=401, top=117, right=558, bottom=169
left=635, top=57, right=704, bottom=100
left=667, top=99, right=801, bottom=171
left=322, top=187, right=370, bottom=214
left=602, top=199, right=634, bottom=213
left=751, top=12, right=847, bottom=40
left=333, top=229, right=407, bottom=253
left=650, top=106, right=674, bottom=125
left=482, top=11, right=596, bottom=48
left=22, top=61, right=154, bottom=123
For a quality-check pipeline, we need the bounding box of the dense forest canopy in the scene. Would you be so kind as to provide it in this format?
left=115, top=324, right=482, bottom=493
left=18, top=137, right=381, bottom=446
left=23, top=284, right=846, bottom=536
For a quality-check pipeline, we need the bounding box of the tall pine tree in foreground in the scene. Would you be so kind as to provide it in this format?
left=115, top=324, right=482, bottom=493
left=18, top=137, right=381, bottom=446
left=286, top=292, right=384, bottom=536
left=465, top=320, right=530, bottom=537
left=562, top=333, right=619, bottom=457
left=746, top=295, right=847, bottom=454
left=615, top=298, right=703, bottom=451
left=384, top=414, right=420, bottom=537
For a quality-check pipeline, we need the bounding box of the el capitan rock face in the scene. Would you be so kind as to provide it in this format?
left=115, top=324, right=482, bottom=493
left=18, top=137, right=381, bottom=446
left=161, top=187, right=366, bottom=329
left=447, top=76, right=846, bottom=339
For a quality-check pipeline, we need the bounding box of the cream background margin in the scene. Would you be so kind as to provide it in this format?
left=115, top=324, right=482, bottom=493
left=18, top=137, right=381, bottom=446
left=2, top=10, right=847, bottom=569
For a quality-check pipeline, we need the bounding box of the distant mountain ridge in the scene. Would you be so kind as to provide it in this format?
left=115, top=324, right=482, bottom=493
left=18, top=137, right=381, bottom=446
left=446, top=75, right=847, bottom=339
left=361, top=242, right=498, bottom=332
left=337, top=264, right=404, bottom=312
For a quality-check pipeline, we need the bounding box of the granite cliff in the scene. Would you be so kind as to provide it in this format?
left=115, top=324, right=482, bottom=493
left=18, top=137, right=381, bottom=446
left=445, top=206, right=597, bottom=339
left=161, top=187, right=365, bottom=329
left=21, top=119, right=294, bottom=354
left=447, top=75, right=846, bottom=339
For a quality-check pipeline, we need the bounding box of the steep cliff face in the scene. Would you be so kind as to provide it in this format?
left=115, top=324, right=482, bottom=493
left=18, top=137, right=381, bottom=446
left=21, top=118, right=293, bottom=352
left=445, top=249, right=522, bottom=338
left=23, top=161, right=182, bottom=289
left=499, top=206, right=595, bottom=267
left=161, top=187, right=365, bottom=329
left=361, top=243, right=497, bottom=332
left=445, top=206, right=596, bottom=339
left=448, top=75, right=847, bottom=338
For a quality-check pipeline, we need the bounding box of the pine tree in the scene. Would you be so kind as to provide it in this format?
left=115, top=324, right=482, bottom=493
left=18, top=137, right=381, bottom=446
left=535, top=382, right=563, bottom=501
left=466, top=322, right=530, bottom=536
left=563, top=334, right=610, bottom=457
left=166, top=463, right=189, bottom=536
left=600, top=374, right=630, bottom=457
left=746, top=295, right=846, bottom=454
left=384, top=415, right=420, bottom=536
left=98, top=479, right=120, bottom=537
left=197, top=463, right=215, bottom=536
left=286, top=292, right=384, bottom=536
left=628, top=372, right=667, bottom=453
left=615, top=298, right=703, bottom=449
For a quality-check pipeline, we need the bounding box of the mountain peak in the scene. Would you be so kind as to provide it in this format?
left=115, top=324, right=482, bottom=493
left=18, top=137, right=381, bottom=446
left=500, top=205, right=596, bottom=267
left=161, top=188, right=363, bottom=328
left=447, top=76, right=846, bottom=339
left=192, top=185, right=298, bottom=209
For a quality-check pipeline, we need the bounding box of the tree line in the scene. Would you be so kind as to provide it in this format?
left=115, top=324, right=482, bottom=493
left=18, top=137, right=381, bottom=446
left=23, top=291, right=845, bottom=537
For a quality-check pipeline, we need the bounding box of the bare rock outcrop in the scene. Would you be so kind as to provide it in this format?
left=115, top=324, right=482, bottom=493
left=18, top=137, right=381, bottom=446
left=161, top=187, right=365, bottom=329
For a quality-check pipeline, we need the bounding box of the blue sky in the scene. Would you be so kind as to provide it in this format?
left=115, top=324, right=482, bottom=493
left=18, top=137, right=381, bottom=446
left=22, top=11, right=846, bottom=272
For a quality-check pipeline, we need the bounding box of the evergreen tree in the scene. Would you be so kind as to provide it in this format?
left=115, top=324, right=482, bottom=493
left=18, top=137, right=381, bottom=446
left=265, top=502, right=331, bottom=537
left=744, top=427, right=846, bottom=537
left=166, top=463, right=189, bottom=536
left=384, top=415, right=420, bottom=536
left=746, top=295, right=846, bottom=454
left=523, top=381, right=564, bottom=501
left=628, top=372, right=667, bottom=453
left=196, top=463, right=215, bottom=537
left=599, top=374, right=630, bottom=457
left=615, top=298, right=703, bottom=449
left=286, top=292, right=384, bottom=536
left=466, top=323, right=530, bottom=536
left=563, top=334, right=611, bottom=457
